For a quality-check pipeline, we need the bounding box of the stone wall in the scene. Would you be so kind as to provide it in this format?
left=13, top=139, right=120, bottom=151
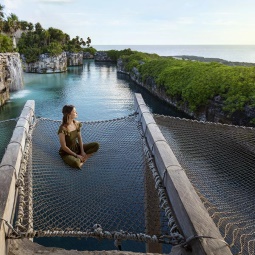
left=22, top=52, right=86, bottom=73
left=0, top=53, right=24, bottom=106
left=83, top=52, right=94, bottom=59
left=117, top=58, right=255, bottom=126
left=94, top=51, right=114, bottom=62
left=22, top=52, right=67, bottom=73
left=67, top=52, right=83, bottom=66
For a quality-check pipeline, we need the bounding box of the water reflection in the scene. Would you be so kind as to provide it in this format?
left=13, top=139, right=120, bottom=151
left=117, top=72, right=191, bottom=118
left=0, top=60, right=188, bottom=122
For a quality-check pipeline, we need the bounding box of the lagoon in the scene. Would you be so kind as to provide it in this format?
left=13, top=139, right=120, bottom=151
left=0, top=60, right=187, bottom=121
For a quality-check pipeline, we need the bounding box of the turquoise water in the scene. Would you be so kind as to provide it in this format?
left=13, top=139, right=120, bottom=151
left=0, top=60, right=187, bottom=121
left=1, top=61, right=134, bottom=121
left=2, top=44, right=255, bottom=122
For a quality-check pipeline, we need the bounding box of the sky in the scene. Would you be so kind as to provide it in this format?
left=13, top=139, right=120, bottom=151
left=3, top=0, right=255, bottom=45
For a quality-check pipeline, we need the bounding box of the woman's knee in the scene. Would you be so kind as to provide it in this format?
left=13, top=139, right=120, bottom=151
left=63, top=155, right=81, bottom=169
left=94, top=142, right=100, bottom=152
left=83, top=142, right=100, bottom=153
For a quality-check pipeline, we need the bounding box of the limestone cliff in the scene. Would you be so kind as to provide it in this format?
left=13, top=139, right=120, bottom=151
left=94, top=51, right=114, bottom=62
left=67, top=52, right=83, bottom=66
left=0, top=53, right=24, bottom=106
left=22, top=52, right=67, bottom=73
left=117, top=58, right=255, bottom=126
left=21, top=52, right=84, bottom=73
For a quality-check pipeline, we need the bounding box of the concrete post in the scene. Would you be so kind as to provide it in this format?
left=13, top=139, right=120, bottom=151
left=134, top=93, right=232, bottom=255
left=0, top=100, right=35, bottom=255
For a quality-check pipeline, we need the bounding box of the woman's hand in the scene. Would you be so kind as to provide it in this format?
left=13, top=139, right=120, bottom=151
left=78, top=153, right=88, bottom=163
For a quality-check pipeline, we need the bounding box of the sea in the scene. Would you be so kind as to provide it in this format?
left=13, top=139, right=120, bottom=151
left=94, top=45, right=255, bottom=63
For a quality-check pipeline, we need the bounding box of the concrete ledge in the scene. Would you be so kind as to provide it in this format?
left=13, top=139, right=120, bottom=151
left=8, top=238, right=187, bottom=255
left=134, top=93, right=232, bottom=255
left=0, top=100, right=35, bottom=255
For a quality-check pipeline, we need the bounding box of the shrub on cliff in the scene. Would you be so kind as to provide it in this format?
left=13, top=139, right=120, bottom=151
left=121, top=52, right=255, bottom=118
left=47, top=42, right=63, bottom=57
left=0, top=33, right=14, bottom=52
left=82, top=47, right=97, bottom=55
left=17, top=23, right=89, bottom=62
left=105, top=48, right=135, bottom=62
left=120, top=51, right=160, bottom=71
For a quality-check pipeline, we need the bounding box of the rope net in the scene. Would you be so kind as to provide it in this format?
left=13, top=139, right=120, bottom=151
left=154, top=115, right=255, bottom=255
left=14, top=114, right=184, bottom=247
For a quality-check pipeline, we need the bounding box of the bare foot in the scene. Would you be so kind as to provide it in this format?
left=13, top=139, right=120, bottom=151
left=79, top=155, right=88, bottom=168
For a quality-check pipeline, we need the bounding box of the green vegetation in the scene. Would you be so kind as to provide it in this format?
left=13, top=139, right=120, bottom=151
left=0, top=4, right=91, bottom=62
left=0, top=33, right=13, bottom=52
left=17, top=24, right=89, bottom=62
left=119, top=52, right=255, bottom=119
left=104, top=48, right=134, bottom=62
left=0, top=4, right=14, bottom=52
left=1, top=3, right=254, bottom=123
left=82, top=46, right=97, bottom=55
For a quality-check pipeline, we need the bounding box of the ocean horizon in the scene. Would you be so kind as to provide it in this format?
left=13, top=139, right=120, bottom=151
left=93, top=45, right=255, bottom=64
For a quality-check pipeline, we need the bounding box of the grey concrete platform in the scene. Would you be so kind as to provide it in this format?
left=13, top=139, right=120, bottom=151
left=8, top=239, right=184, bottom=255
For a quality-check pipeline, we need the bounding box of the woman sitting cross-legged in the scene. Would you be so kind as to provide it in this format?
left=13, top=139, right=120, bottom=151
left=58, top=105, right=99, bottom=169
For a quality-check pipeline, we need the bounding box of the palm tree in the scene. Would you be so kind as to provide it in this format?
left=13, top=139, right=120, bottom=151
left=35, top=22, right=43, bottom=33
left=27, top=22, right=34, bottom=31
left=42, top=29, right=50, bottom=46
left=5, top=13, right=20, bottom=35
left=79, top=37, right=86, bottom=47
left=0, top=4, right=4, bottom=19
left=0, top=4, right=5, bottom=32
left=86, top=37, right=91, bottom=47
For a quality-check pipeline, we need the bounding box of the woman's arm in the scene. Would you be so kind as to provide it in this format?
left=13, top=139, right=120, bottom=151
left=59, top=133, right=78, bottom=157
left=77, top=131, right=86, bottom=155
left=77, top=132, right=87, bottom=162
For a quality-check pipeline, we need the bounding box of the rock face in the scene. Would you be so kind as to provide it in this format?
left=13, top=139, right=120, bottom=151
left=83, top=52, right=94, bottom=59
left=117, top=58, right=255, bottom=126
left=22, top=52, right=67, bottom=73
left=94, top=51, right=113, bottom=62
left=0, top=53, right=24, bottom=106
left=67, top=52, right=83, bottom=66
left=22, top=52, right=85, bottom=73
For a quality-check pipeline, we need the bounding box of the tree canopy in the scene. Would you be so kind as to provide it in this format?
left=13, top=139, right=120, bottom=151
left=119, top=51, right=255, bottom=125
left=0, top=4, right=91, bottom=60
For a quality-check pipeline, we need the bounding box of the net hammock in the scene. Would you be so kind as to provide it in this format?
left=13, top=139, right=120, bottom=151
left=13, top=114, right=184, bottom=247
left=154, top=115, right=255, bottom=255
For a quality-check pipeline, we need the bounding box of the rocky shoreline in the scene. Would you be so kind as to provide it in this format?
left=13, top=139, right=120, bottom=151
left=94, top=50, right=255, bottom=67
left=171, top=55, right=255, bottom=67
left=0, top=53, right=24, bottom=106
left=116, top=55, right=255, bottom=127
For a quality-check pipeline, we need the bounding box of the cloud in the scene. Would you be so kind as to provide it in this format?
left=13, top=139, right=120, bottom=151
left=37, top=0, right=75, bottom=3
left=177, top=17, right=195, bottom=25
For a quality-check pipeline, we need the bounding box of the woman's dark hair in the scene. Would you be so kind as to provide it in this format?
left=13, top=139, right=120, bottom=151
left=62, top=105, right=74, bottom=126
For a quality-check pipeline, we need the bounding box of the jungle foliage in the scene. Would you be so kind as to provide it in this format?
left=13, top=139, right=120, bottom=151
left=104, top=48, right=135, bottom=62
left=119, top=52, right=255, bottom=117
left=0, top=33, right=13, bottom=52
left=0, top=4, right=91, bottom=62
left=82, top=46, right=97, bottom=55
left=17, top=24, right=90, bottom=63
